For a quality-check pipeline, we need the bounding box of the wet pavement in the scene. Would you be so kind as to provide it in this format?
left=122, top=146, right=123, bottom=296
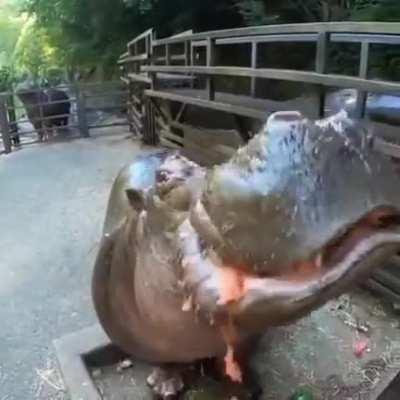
left=0, top=128, right=153, bottom=399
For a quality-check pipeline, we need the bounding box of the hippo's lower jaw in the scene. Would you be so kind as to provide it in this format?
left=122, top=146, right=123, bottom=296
left=185, top=205, right=400, bottom=334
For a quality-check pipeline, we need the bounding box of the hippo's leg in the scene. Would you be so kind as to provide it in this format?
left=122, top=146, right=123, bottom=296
left=147, top=365, right=185, bottom=399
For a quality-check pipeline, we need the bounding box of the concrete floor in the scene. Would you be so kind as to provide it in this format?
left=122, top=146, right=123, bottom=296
left=0, top=128, right=154, bottom=399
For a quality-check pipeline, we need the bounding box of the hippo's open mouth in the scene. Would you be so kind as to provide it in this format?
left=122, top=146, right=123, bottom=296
left=316, top=206, right=400, bottom=275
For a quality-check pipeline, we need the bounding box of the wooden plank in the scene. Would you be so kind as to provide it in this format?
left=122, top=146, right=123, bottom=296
left=251, top=41, right=258, bottom=97
left=128, top=28, right=154, bottom=47
left=161, top=130, right=184, bottom=145
left=155, top=56, right=167, bottom=63
left=315, top=32, right=329, bottom=118
left=166, top=44, right=171, bottom=66
left=130, top=110, right=143, bottom=131
left=127, top=73, right=152, bottom=84
left=153, top=22, right=400, bottom=46
left=75, top=85, right=90, bottom=138
left=374, top=137, right=400, bottom=159
left=118, top=54, right=149, bottom=64
left=0, top=96, right=12, bottom=153
left=355, top=42, right=370, bottom=119
left=171, top=55, right=186, bottom=62
left=145, top=89, right=268, bottom=120
left=217, top=33, right=318, bottom=45
left=192, top=40, right=207, bottom=48
left=130, top=93, right=141, bottom=105
left=131, top=105, right=143, bottom=122
left=175, top=103, right=187, bottom=122
left=332, top=33, right=400, bottom=45
left=120, top=77, right=130, bottom=85
left=160, top=136, right=181, bottom=150
left=206, top=38, right=216, bottom=101
left=142, top=65, right=400, bottom=93
left=184, top=41, right=191, bottom=66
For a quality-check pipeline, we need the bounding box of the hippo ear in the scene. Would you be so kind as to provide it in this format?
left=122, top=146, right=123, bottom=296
left=126, top=189, right=145, bottom=212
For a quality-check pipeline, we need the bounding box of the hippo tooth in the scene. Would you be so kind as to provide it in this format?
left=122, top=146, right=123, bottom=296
left=182, top=295, right=193, bottom=312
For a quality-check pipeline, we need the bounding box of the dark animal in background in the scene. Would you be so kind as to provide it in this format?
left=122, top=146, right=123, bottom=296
left=17, top=88, right=71, bottom=142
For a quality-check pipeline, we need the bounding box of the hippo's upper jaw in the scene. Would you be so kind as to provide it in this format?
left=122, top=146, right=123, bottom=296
left=183, top=111, right=400, bottom=333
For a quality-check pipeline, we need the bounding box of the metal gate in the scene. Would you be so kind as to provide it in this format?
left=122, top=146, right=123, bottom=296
left=0, top=81, right=129, bottom=154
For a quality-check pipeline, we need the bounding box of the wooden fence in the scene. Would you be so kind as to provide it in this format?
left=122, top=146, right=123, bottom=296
left=0, top=81, right=128, bottom=154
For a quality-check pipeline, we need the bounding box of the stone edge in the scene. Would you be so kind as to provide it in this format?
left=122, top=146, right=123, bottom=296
left=53, top=324, right=111, bottom=400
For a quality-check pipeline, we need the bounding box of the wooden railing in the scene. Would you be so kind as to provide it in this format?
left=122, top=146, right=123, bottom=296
left=119, top=22, right=400, bottom=154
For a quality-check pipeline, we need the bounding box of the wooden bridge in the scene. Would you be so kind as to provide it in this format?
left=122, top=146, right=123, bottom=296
left=119, top=22, right=400, bottom=163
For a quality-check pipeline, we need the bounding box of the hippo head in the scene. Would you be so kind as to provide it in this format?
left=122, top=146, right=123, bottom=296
left=185, top=111, right=400, bottom=331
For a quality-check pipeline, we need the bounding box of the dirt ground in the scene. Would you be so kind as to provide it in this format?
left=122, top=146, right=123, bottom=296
left=0, top=127, right=156, bottom=399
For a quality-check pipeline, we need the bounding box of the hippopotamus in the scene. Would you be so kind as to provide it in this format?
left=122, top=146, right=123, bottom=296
left=92, top=110, right=400, bottom=398
left=17, top=86, right=70, bottom=141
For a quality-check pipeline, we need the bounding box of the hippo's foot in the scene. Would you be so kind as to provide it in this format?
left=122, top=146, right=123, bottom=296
left=147, top=366, right=184, bottom=399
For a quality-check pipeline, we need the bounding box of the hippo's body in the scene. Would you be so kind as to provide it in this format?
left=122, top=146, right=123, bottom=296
left=92, top=111, right=400, bottom=398
left=94, top=151, right=227, bottom=364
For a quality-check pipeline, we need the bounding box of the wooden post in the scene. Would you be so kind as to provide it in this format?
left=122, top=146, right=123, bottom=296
left=315, top=32, right=329, bottom=118
left=206, top=38, right=216, bottom=101
left=75, top=84, right=89, bottom=138
left=355, top=42, right=370, bottom=119
left=251, top=41, right=258, bottom=98
left=184, top=41, right=191, bottom=66
left=7, top=94, right=18, bottom=141
left=0, top=95, right=12, bottom=154
left=165, top=44, right=171, bottom=66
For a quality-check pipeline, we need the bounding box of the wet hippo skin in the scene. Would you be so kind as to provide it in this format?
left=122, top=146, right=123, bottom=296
left=92, top=111, right=400, bottom=398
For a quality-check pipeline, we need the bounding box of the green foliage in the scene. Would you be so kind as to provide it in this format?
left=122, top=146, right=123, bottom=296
left=0, top=66, right=13, bottom=91
left=0, top=1, right=24, bottom=68
left=0, top=0, right=399, bottom=81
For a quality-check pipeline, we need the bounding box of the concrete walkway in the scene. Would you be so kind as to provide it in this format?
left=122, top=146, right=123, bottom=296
left=0, top=129, right=154, bottom=399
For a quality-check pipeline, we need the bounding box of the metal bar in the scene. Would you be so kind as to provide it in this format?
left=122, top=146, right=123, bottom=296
left=251, top=42, right=258, bottom=98
left=355, top=42, right=370, bottom=119
left=0, top=95, right=12, bottom=153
